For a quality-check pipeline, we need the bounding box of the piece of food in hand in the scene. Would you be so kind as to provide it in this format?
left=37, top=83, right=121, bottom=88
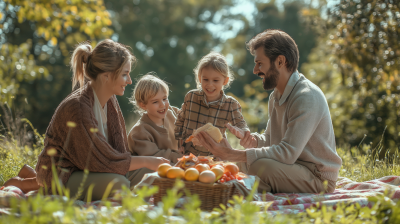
left=195, top=164, right=210, bottom=173
left=226, top=123, right=245, bottom=139
left=224, top=163, right=239, bottom=176
left=211, top=166, right=224, bottom=180
left=166, top=167, right=185, bottom=179
left=199, top=170, right=216, bottom=183
left=184, top=168, right=200, bottom=181
left=157, top=163, right=172, bottom=177
left=185, top=123, right=223, bottom=144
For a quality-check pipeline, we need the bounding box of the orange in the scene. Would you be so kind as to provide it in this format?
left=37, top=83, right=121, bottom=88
left=166, top=167, right=185, bottom=179
left=157, top=163, right=172, bottom=177
left=214, top=164, right=224, bottom=170
left=184, top=168, right=200, bottom=181
left=195, top=164, right=210, bottom=173
left=199, top=170, right=216, bottom=183
left=224, top=163, right=239, bottom=176
left=211, top=167, right=224, bottom=180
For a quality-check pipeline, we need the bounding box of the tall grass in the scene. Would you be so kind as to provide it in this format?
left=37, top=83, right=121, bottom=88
left=1, top=121, right=400, bottom=223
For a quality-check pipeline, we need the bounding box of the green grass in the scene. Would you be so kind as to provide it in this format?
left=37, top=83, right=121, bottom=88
left=1, top=127, right=400, bottom=223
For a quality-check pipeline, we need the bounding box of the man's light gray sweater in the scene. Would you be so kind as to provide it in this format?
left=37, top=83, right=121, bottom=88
left=247, top=71, right=342, bottom=182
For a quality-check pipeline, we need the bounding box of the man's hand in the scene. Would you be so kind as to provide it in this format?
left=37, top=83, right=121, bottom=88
left=240, top=131, right=258, bottom=149
left=225, top=123, right=245, bottom=139
left=146, top=157, right=170, bottom=171
left=197, top=131, right=247, bottom=162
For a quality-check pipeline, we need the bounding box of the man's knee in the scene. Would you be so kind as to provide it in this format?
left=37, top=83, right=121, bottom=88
left=248, top=158, right=277, bottom=178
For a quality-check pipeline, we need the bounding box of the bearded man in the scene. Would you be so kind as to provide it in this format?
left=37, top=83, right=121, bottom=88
left=197, top=29, right=342, bottom=193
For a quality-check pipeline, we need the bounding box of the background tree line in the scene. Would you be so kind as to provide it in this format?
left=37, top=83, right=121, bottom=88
left=1, top=0, right=399, bottom=156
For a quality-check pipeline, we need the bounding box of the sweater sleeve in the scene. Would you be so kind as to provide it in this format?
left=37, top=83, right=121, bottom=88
left=246, top=93, right=323, bottom=166
left=128, top=126, right=182, bottom=163
left=174, top=93, right=189, bottom=140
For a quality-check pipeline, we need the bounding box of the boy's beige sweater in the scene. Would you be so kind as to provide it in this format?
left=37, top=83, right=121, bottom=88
left=247, top=71, right=342, bottom=182
left=128, top=106, right=182, bottom=163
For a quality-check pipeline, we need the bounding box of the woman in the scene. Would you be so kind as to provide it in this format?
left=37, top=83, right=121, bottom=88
left=4, top=39, right=169, bottom=201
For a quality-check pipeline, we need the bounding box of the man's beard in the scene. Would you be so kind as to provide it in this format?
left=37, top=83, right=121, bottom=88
left=259, top=62, right=279, bottom=90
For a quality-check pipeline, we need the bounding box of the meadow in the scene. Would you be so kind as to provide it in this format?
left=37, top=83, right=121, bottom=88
left=1, top=120, right=400, bottom=223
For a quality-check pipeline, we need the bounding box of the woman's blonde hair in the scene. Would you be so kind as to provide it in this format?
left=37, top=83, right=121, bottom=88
left=130, top=73, right=169, bottom=115
left=193, top=52, right=234, bottom=90
left=70, top=39, right=136, bottom=90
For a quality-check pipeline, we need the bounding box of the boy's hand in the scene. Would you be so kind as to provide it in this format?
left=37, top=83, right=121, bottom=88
left=225, top=123, right=245, bottom=139
left=147, top=157, right=170, bottom=171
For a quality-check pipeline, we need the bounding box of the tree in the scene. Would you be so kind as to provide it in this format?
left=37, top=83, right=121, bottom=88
left=0, top=0, right=113, bottom=132
left=221, top=0, right=321, bottom=131
left=104, top=0, right=239, bottom=127
left=327, top=0, right=400, bottom=154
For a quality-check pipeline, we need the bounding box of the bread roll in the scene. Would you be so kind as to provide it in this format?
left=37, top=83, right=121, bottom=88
left=186, top=123, right=223, bottom=143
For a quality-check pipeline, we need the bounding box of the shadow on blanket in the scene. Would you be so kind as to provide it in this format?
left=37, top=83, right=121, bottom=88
left=1, top=176, right=399, bottom=215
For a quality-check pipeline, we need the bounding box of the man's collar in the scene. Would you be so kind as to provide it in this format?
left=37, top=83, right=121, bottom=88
left=276, top=71, right=301, bottom=106
left=198, top=89, right=225, bottom=106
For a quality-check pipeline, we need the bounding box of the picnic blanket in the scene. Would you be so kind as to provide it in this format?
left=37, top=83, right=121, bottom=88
left=252, top=175, right=400, bottom=215
left=1, top=176, right=399, bottom=216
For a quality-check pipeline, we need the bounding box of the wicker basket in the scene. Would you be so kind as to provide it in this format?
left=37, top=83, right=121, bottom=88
left=152, top=177, right=236, bottom=211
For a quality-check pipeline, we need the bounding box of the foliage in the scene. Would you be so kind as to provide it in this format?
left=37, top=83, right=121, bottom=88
left=104, top=0, right=245, bottom=126
left=222, top=0, right=323, bottom=132
left=1, top=125, right=400, bottom=222
left=326, top=0, right=400, bottom=154
left=2, top=0, right=323, bottom=133
left=0, top=0, right=113, bottom=132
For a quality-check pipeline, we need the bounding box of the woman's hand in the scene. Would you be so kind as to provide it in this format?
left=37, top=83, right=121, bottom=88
left=240, top=131, right=258, bottom=149
left=146, top=157, right=170, bottom=171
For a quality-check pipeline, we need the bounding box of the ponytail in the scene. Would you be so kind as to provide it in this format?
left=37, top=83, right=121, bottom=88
left=70, top=42, right=92, bottom=90
left=70, top=39, right=136, bottom=91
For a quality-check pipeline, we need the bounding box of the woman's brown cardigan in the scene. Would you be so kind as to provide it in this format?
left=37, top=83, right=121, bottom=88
left=35, top=84, right=131, bottom=189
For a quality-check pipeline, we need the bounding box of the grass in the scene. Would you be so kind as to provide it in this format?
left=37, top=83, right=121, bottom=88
left=1, top=123, right=400, bottom=223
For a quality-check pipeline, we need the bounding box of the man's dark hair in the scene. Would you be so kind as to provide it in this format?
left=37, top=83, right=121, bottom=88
left=246, top=29, right=299, bottom=73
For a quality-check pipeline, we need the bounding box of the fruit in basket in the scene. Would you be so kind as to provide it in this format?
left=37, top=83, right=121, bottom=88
left=210, top=167, right=224, bottom=180
left=166, top=167, right=185, bottom=179
left=211, top=164, right=224, bottom=170
left=174, top=153, right=198, bottom=170
left=157, top=163, right=172, bottom=177
left=185, top=123, right=223, bottom=144
left=224, top=163, right=239, bottom=176
left=195, top=164, right=210, bottom=173
left=184, top=168, right=200, bottom=181
left=198, top=170, right=216, bottom=184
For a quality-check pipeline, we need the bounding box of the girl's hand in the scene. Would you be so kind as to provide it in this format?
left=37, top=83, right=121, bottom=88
left=191, top=137, right=201, bottom=146
left=147, top=157, right=170, bottom=171
left=225, top=123, right=245, bottom=139
left=239, top=131, right=258, bottom=149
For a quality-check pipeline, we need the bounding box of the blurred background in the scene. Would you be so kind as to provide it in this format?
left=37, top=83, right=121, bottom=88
left=0, top=0, right=399, bottom=157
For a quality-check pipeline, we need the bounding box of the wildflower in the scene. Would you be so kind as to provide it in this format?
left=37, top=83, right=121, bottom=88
left=47, top=148, right=57, bottom=156
left=67, top=121, right=77, bottom=128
